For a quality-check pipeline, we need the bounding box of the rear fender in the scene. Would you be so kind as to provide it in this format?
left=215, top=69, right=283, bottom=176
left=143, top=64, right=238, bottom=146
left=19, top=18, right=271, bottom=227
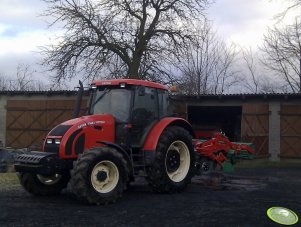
left=143, top=118, right=194, bottom=163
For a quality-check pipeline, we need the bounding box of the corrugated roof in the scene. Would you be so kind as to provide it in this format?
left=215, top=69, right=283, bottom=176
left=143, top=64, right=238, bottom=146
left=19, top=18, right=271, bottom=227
left=173, top=93, right=301, bottom=101
left=0, top=90, right=301, bottom=100
left=0, top=90, right=89, bottom=96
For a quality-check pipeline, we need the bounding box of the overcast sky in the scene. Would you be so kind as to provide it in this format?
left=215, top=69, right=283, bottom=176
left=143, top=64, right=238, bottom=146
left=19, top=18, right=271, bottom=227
left=0, top=0, right=298, bottom=83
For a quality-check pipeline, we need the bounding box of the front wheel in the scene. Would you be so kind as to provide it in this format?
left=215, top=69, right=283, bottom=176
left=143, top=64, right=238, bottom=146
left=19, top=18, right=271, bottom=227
left=69, top=147, right=129, bottom=205
left=18, top=172, right=70, bottom=196
left=146, top=126, right=195, bottom=192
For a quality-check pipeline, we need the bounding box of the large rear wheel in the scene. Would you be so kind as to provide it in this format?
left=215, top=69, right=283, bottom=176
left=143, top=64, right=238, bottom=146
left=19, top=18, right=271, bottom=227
left=69, top=147, right=129, bottom=205
left=146, top=126, right=195, bottom=192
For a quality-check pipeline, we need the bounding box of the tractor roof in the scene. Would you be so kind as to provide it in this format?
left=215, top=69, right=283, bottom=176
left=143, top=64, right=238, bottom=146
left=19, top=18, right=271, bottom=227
left=91, top=79, right=168, bottom=90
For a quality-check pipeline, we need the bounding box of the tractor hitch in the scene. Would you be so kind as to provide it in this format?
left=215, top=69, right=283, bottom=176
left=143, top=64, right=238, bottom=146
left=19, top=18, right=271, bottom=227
left=14, top=151, right=72, bottom=175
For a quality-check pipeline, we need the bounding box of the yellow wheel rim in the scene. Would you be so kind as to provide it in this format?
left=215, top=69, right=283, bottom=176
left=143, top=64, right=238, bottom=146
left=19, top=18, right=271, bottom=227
left=91, top=161, right=119, bottom=194
left=165, top=140, right=190, bottom=182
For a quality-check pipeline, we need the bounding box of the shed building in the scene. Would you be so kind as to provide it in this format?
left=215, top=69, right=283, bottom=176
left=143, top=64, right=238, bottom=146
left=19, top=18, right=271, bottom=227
left=172, top=93, right=301, bottom=160
left=0, top=91, right=300, bottom=161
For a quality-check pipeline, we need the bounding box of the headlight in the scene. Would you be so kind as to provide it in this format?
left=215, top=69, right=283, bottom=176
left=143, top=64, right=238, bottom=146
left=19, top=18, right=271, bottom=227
left=46, top=139, right=52, bottom=144
left=54, top=139, right=61, bottom=145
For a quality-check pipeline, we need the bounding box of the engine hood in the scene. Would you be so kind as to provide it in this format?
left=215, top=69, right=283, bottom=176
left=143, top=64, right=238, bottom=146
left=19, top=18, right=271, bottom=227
left=61, top=114, right=112, bottom=130
left=45, top=114, right=115, bottom=159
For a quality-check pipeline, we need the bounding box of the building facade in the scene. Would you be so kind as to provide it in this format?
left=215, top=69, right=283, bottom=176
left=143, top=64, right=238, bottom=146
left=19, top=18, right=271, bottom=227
left=0, top=91, right=300, bottom=160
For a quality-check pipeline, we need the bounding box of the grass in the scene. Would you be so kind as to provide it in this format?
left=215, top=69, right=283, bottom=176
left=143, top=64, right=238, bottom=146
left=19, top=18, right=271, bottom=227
left=0, top=173, right=20, bottom=186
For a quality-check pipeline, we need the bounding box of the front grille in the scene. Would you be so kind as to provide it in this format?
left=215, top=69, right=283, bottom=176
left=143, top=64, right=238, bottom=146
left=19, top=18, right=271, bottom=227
left=15, top=152, right=46, bottom=164
left=44, top=144, right=59, bottom=153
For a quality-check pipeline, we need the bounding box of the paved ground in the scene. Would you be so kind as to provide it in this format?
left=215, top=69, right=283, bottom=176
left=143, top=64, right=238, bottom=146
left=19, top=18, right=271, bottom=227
left=0, top=167, right=300, bottom=227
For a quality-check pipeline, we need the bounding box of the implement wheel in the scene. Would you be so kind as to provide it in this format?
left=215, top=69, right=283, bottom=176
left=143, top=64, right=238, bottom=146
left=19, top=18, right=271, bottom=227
left=69, top=147, right=129, bottom=205
left=199, top=158, right=217, bottom=175
left=18, top=172, right=70, bottom=196
left=146, top=126, right=195, bottom=192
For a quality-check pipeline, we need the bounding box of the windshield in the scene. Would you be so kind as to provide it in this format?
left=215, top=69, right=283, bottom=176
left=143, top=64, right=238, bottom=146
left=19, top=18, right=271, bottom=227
left=89, top=87, right=132, bottom=122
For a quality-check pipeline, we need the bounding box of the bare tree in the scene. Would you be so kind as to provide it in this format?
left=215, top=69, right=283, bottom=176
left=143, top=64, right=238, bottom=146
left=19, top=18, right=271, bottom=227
left=275, top=0, right=301, bottom=20
left=261, top=18, right=301, bottom=93
left=241, top=47, right=261, bottom=93
left=174, top=22, right=239, bottom=95
left=0, top=74, right=9, bottom=90
left=0, top=65, right=48, bottom=91
left=15, top=65, right=35, bottom=90
left=240, top=48, right=281, bottom=93
left=42, top=0, right=210, bottom=82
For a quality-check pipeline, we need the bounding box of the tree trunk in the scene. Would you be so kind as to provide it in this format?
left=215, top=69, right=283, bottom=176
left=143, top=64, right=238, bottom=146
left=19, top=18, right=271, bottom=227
left=127, top=57, right=142, bottom=80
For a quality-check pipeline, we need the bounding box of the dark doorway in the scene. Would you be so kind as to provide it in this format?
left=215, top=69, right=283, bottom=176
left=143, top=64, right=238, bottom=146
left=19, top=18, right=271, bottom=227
left=188, top=106, right=242, bottom=141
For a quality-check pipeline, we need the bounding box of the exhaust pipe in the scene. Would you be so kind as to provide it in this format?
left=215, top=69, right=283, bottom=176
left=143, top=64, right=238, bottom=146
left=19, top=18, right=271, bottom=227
left=73, top=80, right=84, bottom=118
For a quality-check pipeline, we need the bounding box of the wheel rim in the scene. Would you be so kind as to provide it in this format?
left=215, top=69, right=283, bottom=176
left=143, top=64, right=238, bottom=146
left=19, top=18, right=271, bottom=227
left=36, top=174, right=62, bottom=185
left=165, top=140, right=190, bottom=182
left=91, top=161, right=119, bottom=193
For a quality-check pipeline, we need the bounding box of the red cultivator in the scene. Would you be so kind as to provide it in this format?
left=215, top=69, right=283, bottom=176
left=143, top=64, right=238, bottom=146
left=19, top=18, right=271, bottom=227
left=194, top=133, right=255, bottom=173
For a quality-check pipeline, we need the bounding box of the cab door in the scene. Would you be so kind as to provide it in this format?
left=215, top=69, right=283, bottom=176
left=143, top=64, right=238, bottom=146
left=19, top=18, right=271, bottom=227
left=130, top=86, right=159, bottom=147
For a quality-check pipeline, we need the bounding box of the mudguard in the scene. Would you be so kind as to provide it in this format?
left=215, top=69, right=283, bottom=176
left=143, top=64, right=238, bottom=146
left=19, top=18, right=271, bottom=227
left=143, top=117, right=194, bottom=152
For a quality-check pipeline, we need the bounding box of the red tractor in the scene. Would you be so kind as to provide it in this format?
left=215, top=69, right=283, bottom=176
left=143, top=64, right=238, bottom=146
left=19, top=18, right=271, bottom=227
left=15, top=79, right=196, bottom=205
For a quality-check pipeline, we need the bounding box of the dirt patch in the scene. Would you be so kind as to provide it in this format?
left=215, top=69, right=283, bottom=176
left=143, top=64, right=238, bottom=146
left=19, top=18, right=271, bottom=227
left=0, top=167, right=301, bottom=227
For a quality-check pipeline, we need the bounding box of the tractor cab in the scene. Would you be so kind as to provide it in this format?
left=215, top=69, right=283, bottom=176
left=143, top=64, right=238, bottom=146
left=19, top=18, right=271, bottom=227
left=88, top=80, right=170, bottom=148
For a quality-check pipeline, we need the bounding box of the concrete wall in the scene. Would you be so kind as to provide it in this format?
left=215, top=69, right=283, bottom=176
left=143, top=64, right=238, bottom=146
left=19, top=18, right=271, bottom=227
left=0, top=96, right=7, bottom=146
left=269, top=102, right=281, bottom=161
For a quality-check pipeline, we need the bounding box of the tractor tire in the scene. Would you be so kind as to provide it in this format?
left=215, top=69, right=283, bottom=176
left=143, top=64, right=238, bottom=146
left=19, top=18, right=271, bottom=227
left=146, top=126, right=195, bottom=192
left=69, top=147, right=129, bottom=205
left=18, top=172, right=70, bottom=196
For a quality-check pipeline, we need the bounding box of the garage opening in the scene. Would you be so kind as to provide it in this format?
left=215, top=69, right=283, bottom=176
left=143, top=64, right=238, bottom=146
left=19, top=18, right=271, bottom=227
left=188, top=106, right=242, bottom=141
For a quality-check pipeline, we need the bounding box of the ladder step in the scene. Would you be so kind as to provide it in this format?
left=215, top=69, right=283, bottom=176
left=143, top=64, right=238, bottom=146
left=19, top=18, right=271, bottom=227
left=130, top=149, right=147, bottom=176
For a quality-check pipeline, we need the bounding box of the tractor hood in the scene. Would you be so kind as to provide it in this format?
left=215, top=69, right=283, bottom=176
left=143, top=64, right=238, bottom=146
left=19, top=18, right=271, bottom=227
left=62, top=114, right=113, bottom=129
left=44, top=114, right=115, bottom=159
